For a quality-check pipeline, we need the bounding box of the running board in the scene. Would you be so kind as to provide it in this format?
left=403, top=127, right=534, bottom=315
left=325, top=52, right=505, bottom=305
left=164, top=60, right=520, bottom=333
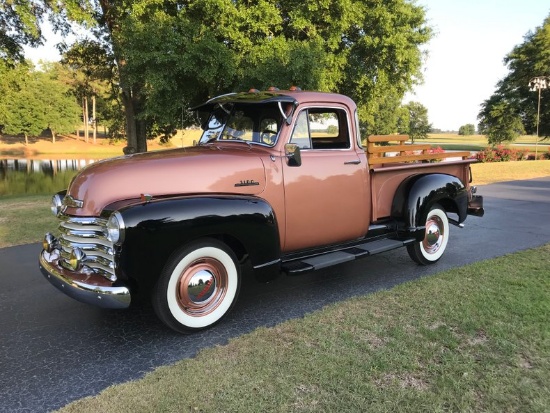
left=281, top=238, right=415, bottom=275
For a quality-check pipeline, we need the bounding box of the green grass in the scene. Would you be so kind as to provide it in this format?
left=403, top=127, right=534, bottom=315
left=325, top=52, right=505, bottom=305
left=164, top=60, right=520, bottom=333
left=56, top=244, right=550, bottom=413
left=0, top=194, right=57, bottom=248
left=426, top=133, right=550, bottom=153
left=471, top=160, right=550, bottom=185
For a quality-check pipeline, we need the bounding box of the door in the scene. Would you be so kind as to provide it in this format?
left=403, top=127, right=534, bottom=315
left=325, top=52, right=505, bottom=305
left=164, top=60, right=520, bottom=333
left=282, top=108, right=370, bottom=252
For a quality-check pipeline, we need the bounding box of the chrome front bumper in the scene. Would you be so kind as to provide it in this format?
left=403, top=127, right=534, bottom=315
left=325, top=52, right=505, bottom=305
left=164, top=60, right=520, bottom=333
left=39, top=250, right=131, bottom=309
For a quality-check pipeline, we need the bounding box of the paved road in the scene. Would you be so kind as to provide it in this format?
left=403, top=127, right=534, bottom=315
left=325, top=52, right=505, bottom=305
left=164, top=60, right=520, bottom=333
left=1, top=177, right=550, bottom=412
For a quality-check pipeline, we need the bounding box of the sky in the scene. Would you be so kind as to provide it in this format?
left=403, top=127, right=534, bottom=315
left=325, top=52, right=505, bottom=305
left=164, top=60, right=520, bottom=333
left=407, top=0, right=550, bottom=131
left=25, top=1, right=550, bottom=131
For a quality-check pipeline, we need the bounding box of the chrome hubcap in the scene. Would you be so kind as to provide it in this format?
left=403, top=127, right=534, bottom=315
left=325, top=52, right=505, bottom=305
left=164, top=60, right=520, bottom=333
left=423, top=215, right=444, bottom=254
left=187, top=270, right=216, bottom=303
left=176, top=258, right=227, bottom=317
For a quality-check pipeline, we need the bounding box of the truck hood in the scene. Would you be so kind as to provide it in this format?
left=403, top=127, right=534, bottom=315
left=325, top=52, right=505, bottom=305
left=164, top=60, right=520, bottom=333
left=64, top=145, right=267, bottom=216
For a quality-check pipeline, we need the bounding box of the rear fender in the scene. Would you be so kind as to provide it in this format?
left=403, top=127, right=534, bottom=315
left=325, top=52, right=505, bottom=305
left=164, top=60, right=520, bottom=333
left=391, top=174, right=468, bottom=239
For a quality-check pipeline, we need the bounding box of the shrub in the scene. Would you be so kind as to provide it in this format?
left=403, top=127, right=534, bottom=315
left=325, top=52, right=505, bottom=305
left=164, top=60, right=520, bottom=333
left=426, top=146, right=444, bottom=163
left=475, top=145, right=528, bottom=163
left=402, top=146, right=444, bottom=163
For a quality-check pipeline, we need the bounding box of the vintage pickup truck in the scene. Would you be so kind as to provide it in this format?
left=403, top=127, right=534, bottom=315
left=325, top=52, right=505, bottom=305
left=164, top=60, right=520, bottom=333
left=39, top=89, right=484, bottom=333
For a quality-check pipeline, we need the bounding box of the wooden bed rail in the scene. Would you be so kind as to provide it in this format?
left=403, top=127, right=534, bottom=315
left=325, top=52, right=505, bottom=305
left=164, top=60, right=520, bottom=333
left=366, top=135, right=471, bottom=166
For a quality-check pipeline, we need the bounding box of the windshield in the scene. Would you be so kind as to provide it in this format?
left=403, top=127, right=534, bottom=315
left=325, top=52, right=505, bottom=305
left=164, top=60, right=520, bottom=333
left=198, top=102, right=283, bottom=147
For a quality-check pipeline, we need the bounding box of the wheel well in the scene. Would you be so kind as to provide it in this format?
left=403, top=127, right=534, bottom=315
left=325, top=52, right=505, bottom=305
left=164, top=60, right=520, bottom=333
left=164, top=234, right=248, bottom=266
left=217, top=234, right=248, bottom=263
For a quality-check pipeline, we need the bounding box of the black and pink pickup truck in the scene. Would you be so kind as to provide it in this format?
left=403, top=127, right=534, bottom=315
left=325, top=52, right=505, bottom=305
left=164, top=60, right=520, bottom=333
left=39, top=90, right=484, bottom=333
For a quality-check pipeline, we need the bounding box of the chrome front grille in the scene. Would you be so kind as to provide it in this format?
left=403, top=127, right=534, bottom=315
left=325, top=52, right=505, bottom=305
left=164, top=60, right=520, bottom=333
left=57, top=214, right=117, bottom=282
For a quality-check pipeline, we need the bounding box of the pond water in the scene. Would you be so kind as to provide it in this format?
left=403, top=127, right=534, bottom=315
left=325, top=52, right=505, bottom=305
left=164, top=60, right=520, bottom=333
left=0, top=159, right=98, bottom=196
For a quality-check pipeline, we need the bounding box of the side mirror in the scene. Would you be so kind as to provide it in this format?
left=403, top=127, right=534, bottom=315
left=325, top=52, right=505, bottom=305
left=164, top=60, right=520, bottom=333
left=285, top=143, right=302, bottom=167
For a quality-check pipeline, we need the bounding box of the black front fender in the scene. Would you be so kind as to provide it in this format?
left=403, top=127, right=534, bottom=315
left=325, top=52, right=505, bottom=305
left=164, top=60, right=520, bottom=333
left=391, top=173, right=468, bottom=237
left=115, top=195, right=281, bottom=290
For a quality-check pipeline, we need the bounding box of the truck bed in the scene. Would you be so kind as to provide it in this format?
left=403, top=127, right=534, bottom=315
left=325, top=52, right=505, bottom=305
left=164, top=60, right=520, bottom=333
left=367, top=135, right=474, bottom=221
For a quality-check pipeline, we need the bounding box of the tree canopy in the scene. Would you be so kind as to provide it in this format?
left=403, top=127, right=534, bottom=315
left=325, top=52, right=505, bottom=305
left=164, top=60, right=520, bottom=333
left=4, top=0, right=432, bottom=152
left=458, top=124, right=476, bottom=136
left=478, top=13, right=550, bottom=145
left=0, top=62, right=81, bottom=143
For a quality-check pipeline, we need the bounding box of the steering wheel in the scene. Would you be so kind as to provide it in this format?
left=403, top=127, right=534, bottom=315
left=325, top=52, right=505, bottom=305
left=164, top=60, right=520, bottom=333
left=260, top=129, right=277, bottom=145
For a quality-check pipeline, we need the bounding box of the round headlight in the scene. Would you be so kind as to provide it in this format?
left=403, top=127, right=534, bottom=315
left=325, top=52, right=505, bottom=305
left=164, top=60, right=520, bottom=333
left=107, top=212, right=125, bottom=245
left=51, top=194, right=64, bottom=216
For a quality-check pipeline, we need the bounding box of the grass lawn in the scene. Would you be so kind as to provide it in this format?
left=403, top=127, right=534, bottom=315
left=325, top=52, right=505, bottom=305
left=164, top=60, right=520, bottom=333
left=56, top=244, right=550, bottom=413
left=471, top=160, right=550, bottom=185
left=0, top=194, right=57, bottom=248
left=426, top=133, right=550, bottom=153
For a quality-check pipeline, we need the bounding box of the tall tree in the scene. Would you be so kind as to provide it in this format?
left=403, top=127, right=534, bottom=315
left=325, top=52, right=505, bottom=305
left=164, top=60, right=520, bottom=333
left=0, top=60, right=26, bottom=128
left=9, top=1, right=430, bottom=151
left=51, top=0, right=431, bottom=152
left=1, top=64, right=81, bottom=143
left=2, top=76, right=45, bottom=145
left=478, top=14, right=550, bottom=143
left=35, top=68, right=82, bottom=143
left=478, top=96, right=525, bottom=145
left=401, top=101, right=432, bottom=143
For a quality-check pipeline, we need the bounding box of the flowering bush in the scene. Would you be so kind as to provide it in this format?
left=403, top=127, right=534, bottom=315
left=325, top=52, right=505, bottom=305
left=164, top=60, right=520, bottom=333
left=475, top=145, right=528, bottom=163
left=403, top=146, right=445, bottom=162
left=426, top=146, right=445, bottom=163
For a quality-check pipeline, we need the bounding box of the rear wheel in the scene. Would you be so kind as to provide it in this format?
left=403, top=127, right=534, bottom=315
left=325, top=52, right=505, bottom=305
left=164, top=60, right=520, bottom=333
left=407, top=204, right=449, bottom=265
left=152, top=239, right=241, bottom=333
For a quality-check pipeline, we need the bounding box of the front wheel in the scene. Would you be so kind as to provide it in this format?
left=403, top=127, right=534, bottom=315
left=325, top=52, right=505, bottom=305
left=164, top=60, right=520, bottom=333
left=152, top=239, right=241, bottom=333
left=407, top=204, right=449, bottom=265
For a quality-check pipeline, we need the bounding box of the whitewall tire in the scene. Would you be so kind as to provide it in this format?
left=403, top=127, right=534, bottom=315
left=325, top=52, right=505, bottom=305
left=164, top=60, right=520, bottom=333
left=152, top=239, right=241, bottom=333
left=407, top=204, right=449, bottom=265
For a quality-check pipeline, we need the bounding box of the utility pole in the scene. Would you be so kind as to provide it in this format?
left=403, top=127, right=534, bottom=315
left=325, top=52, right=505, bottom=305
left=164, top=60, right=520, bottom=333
left=528, top=76, right=549, bottom=159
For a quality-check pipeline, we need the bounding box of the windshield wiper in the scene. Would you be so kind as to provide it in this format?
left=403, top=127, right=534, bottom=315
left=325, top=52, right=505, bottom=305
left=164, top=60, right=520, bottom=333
left=199, top=136, right=219, bottom=145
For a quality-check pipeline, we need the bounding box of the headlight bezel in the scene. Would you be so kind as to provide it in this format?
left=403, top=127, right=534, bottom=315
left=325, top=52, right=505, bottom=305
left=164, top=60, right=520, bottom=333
left=106, top=211, right=126, bottom=245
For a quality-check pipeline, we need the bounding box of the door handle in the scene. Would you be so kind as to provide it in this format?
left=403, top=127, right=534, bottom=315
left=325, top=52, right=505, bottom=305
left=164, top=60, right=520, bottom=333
left=344, top=160, right=361, bottom=165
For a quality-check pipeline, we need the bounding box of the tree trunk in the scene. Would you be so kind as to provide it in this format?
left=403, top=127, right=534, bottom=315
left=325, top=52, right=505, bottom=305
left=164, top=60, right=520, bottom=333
left=84, top=97, right=89, bottom=143
left=24, top=133, right=28, bottom=146
left=92, top=95, right=97, bottom=144
left=51, top=129, right=56, bottom=144
left=81, top=97, right=85, bottom=141
left=122, top=89, right=137, bottom=154
left=136, top=118, right=147, bottom=153
left=121, top=88, right=147, bottom=154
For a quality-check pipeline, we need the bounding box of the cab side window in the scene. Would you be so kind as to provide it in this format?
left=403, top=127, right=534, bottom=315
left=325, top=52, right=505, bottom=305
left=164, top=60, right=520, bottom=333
left=289, top=108, right=350, bottom=150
